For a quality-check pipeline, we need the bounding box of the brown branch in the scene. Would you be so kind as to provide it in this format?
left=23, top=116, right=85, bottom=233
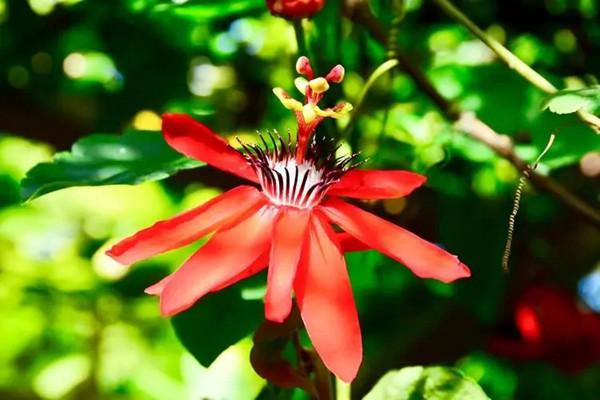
left=456, top=114, right=600, bottom=227
left=432, top=0, right=600, bottom=134
left=343, top=0, right=600, bottom=229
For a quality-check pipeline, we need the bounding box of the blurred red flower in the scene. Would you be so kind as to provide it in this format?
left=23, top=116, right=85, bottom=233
left=490, top=284, right=600, bottom=372
left=266, top=0, right=325, bottom=19
left=107, top=57, right=470, bottom=382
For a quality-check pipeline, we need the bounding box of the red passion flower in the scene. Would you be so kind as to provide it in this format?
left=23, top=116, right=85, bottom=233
left=266, top=0, right=325, bottom=19
left=107, top=56, right=470, bottom=382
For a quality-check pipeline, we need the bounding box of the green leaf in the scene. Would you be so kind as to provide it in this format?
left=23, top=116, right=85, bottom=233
left=172, top=284, right=263, bottom=367
left=542, top=86, right=600, bottom=115
left=153, top=0, right=264, bottom=20
left=21, top=131, right=203, bottom=201
left=363, top=366, right=490, bottom=400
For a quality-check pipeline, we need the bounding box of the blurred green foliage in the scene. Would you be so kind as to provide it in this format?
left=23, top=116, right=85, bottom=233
left=1, top=0, right=599, bottom=399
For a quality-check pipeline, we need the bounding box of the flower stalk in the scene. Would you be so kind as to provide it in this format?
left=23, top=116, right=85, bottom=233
left=293, top=19, right=308, bottom=60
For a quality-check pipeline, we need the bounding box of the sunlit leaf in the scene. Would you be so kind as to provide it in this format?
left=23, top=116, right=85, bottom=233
left=363, top=366, right=490, bottom=400
left=542, top=86, right=600, bottom=115
left=21, top=131, right=203, bottom=201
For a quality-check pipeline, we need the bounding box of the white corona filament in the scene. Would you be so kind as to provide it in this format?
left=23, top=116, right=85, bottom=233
left=259, top=159, right=329, bottom=208
left=237, top=131, right=360, bottom=210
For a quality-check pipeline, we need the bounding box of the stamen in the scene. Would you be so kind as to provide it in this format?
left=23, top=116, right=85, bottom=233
left=237, top=131, right=361, bottom=209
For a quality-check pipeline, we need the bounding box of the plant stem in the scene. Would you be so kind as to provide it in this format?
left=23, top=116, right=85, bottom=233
left=293, top=19, right=308, bottom=58
left=336, top=377, right=351, bottom=400
left=431, top=0, right=600, bottom=133
left=433, top=0, right=555, bottom=92
left=292, top=329, right=306, bottom=371
left=308, top=349, right=334, bottom=400
left=343, top=0, right=600, bottom=229
left=341, top=59, right=399, bottom=139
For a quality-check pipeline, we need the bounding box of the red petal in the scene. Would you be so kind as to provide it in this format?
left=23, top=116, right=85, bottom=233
left=265, top=208, right=311, bottom=323
left=294, top=214, right=362, bottom=382
left=211, top=251, right=269, bottom=293
left=145, top=275, right=171, bottom=296
left=327, top=170, right=426, bottom=199
left=320, top=198, right=470, bottom=283
left=107, top=185, right=266, bottom=265
left=159, top=206, right=277, bottom=316
left=146, top=251, right=270, bottom=297
left=162, top=113, right=258, bottom=182
left=336, top=232, right=370, bottom=253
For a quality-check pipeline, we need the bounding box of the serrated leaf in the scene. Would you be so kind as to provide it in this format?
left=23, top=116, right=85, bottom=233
left=172, top=285, right=263, bottom=367
left=21, top=131, right=204, bottom=201
left=543, top=86, right=600, bottom=115
left=363, top=366, right=490, bottom=400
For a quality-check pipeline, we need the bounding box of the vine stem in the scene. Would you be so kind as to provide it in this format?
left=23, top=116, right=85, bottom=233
left=502, top=134, right=556, bottom=273
left=343, top=0, right=600, bottom=229
left=341, top=59, right=399, bottom=139
left=431, top=0, right=600, bottom=133
left=293, top=19, right=308, bottom=58
left=455, top=113, right=600, bottom=229
left=291, top=328, right=333, bottom=400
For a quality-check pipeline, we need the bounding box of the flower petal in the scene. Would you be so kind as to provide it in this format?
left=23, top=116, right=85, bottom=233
left=162, top=113, right=258, bottom=182
left=145, top=275, right=171, bottom=296
left=145, top=251, right=270, bottom=297
left=320, top=198, right=470, bottom=283
left=265, top=208, right=311, bottom=323
left=294, top=214, right=362, bottom=382
left=107, top=185, right=266, bottom=265
left=336, top=232, right=370, bottom=253
left=327, top=170, right=426, bottom=199
left=159, top=206, right=277, bottom=316
left=211, top=252, right=269, bottom=293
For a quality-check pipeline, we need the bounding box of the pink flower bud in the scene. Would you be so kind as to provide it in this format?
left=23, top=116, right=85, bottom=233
left=326, top=65, right=345, bottom=83
left=295, top=56, right=314, bottom=79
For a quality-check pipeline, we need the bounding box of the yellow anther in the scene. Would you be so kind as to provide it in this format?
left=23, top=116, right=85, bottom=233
left=308, top=77, right=329, bottom=93
left=316, top=102, right=353, bottom=119
left=294, top=77, right=308, bottom=96
left=273, top=87, right=303, bottom=111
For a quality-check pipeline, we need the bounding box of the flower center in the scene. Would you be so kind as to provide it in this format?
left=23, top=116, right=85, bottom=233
left=260, top=159, right=327, bottom=208
left=238, top=131, right=359, bottom=209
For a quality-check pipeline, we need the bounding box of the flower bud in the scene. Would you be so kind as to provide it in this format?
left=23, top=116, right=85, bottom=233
left=266, top=0, right=325, bottom=19
left=326, top=65, right=345, bottom=83
left=296, top=56, right=313, bottom=78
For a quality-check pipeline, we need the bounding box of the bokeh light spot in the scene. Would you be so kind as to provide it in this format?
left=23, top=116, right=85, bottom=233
left=554, top=29, right=576, bottom=53
left=516, top=305, right=542, bottom=342
left=578, top=269, right=600, bottom=312
left=32, top=52, right=53, bottom=74
left=132, top=110, right=162, bottom=131
left=8, top=65, right=30, bottom=88
left=63, top=53, right=87, bottom=78
left=0, top=0, right=8, bottom=23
